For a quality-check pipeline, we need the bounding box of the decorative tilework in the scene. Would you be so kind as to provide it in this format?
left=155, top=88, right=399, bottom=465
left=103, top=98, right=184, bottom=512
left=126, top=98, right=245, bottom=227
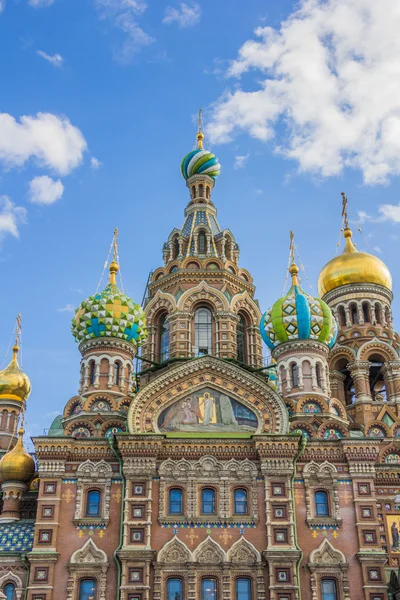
left=160, top=522, right=256, bottom=529
left=0, top=520, right=34, bottom=552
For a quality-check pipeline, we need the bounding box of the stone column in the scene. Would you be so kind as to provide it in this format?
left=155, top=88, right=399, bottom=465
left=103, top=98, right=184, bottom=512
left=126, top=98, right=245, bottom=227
left=382, top=361, right=400, bottom=403
left=344, top=307, right=351, bottom=328
left=330, top=370, right=346, bottom=405
left=348, top=361, right=371, bottom=403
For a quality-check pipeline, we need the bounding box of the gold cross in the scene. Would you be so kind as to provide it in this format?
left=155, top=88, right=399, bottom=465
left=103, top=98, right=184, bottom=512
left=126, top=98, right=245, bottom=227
left=294, top=488, right=304, bottom=501
left=289, top=230, right=295, bottom=264
left=341, top=192, right=349, bottom=228
left=62, top=488, right=75, bottom=504
left=219, top=529, right=233, bottom=547
left=112, top=489, right=122, bottom=504
left=342, top=491, right=352, bottom=505
left=187, top=529, right=199, bottom=547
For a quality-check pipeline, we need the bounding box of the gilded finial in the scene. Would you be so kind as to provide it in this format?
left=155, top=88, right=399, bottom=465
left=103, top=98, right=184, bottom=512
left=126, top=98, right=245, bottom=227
left=109, top=228, right=120, bottom=285
left=289, top=230, right=299, bottom=286
left=341, top=192, right=356, bottom=252
left=196, top=108, right=204, bottom=149
left=12, top=314, right=22, bottom=363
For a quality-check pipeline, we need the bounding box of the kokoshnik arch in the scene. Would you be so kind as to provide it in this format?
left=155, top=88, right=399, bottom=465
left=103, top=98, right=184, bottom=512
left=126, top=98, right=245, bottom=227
left=0, top=114, right=399, bottom=600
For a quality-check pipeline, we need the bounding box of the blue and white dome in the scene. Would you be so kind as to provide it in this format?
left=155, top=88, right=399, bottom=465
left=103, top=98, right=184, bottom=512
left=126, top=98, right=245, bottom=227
left=181, top=129, right=221, bottom=181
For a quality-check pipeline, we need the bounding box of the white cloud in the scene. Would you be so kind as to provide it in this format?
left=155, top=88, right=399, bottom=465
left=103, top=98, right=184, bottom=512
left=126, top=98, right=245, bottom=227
left=57, top=303, right=75, bottom=313
left=0, top=196, right=27, bottom=240
left=29, top=175, right=64, bottom=205
left=90, top=156, right=102, bottom=170
left=0, top=0, right=5, bottom=13
left=378, top=203, right=400, bottom=223
left=373, top=246, right=382, bottom=254
left=95, top=0, right=154, bottom=63
left=0, top=112, right=87, bottom=176
left=234, top=154, right=249, bottom=169
left=28, top=0, right=55, bottom=6
left=163, top=2, right=201, bottom=28
left=208, top=0, right=400, bottom=185
left=37, top=50, right=63, bottom=67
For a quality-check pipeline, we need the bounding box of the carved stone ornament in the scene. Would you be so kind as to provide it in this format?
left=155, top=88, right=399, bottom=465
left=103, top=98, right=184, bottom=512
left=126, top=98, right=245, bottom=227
left=226, top=537, right=261, bottom=565
left=74, top=459, right=113, bottom=521
left=67, top=538, right=109, bottom=600
left=308, top=539, right=350, bottom=600
left=193, top=537, right=226, bottom=564
left=157, top=536, right=192, bottom=564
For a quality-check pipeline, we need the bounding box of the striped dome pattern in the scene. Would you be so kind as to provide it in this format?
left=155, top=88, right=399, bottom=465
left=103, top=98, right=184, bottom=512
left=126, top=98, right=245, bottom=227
left=260, top=283, right=337, bottom=351
left=72, top=283, right=147, bottom=347
left=181, top=148, right=221, bottom=180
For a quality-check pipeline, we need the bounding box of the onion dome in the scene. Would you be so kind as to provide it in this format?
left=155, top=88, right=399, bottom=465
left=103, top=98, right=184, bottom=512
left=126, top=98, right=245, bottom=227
left=71, top=260, right=147, bottom=347
left=260, top=262, right=338, bottom=351
left=181, top=111, right=221, bottom=180
left=0, top=344, right=31, bottom=403
left=318, top=226, right=392, bottom=297
left=0, top=427, right=35, bottom=483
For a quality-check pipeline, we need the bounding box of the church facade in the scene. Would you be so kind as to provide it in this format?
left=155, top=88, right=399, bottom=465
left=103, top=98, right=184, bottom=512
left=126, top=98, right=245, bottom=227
left=0, top=121, right=400, bottom=600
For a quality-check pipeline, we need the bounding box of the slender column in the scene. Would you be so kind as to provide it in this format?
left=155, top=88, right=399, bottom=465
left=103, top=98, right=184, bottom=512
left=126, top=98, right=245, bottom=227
left=348, top=361, right=371, bottom=403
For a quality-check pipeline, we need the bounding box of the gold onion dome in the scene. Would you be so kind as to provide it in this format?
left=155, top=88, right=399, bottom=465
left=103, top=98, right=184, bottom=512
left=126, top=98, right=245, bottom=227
left=0, top=427, right=35, bottom=483
left=318, top=227, right=392, bottom=297
left=0, top=344, right=31, bottom=403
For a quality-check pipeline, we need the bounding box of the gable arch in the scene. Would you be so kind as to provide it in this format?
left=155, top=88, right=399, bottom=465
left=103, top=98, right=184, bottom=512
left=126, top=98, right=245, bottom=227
left=193, top=536, right=226, bottom=564
left=158, top=536, right=192, bottom=563
left=227, top=536, right=261, bottom=564
left=145, top=290, right=177, bottom=322
left=177, top=281, right=230, bottom=313
left=357, top=339, right=398, bottom=361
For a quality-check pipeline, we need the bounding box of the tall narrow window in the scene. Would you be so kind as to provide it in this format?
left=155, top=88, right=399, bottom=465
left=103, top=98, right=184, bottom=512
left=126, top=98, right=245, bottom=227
left=192, top=185, right=196, bottom=199
left=199, top=184, right=204, bottom=198
left=362, top=302, right=370, bottom=323
left=234, top=489, right=248, bottom=515
left=3, top=584, right=15, bottom=600
left=338, top=306, right=346, bottom=327
left=86, top=490, right=101, bottom=517
left=321, top=579, right=337, bottom=600
left=79, top=579, right=97, bottom=600
left=375, top=303, right=382, bottom=325
left=351, top=303, right=358, bottom=324
left=113, top=362, right=120, bottom=385
left=201, top=488, right=216, bottom=514
left=314, top=490, right=330, bottom=517
left=198, top=231, right=207, bottom=254
left=237, top=314, right=247, bottom=364
left=89, top=362, right=96, bottom=385
left=291, top=364, right=299, bottom=387
left=174, top=238, right=180, bottom=259
left=168, top=488, right=183, bottom=515
left=159, top=314, right=170, bottom=362
left=202, top=578, right=217, bottom=600
left=195, top=307, right=212, bottom=356
left=316, top=363, right=322, bottom=388
left=167, top=578, right=183, bottom=600
left=236, top=578, right=251, bottom=600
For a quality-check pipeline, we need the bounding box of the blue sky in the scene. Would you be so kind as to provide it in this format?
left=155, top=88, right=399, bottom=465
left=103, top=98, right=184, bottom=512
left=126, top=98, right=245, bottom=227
left=1, top=0, right=400, bottom=442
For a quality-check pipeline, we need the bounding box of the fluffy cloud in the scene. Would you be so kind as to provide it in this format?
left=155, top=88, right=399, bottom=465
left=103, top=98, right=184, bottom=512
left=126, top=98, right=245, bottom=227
left=234, top=154, right=249, bottom=169
left=37, top=50, right=63, bottom=67
left=208, top=0, right=400, bottom=185
left=95, top=0, right=154, bottom=63
left=0, top=196, right=27, bottom=239
left=0, top=112, right=87, bottom=176
left=0, top=1, right=5, bottom=13
left=29, top=175, right=64, bottom=205
left=90, top=156, right=102, bottom=170
left=163, top=2, right=201, bottom=28
left=378, top=203, right=400, bottom=223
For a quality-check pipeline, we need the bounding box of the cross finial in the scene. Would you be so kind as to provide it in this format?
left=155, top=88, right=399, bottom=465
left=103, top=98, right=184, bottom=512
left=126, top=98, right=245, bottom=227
left=341, top=192, right=349, bottom=229
left=112, top=228, right=118, bottom=262
left=15, top=314, right=22, bottom=346
left=289, top=230, right=295, bottom=265
left=196, top=108, right=204, bottom=149
left=288, top=230, right=299, bottom=286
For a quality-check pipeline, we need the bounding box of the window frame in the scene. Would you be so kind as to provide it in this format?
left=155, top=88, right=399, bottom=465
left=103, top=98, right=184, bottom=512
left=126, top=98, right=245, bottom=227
left=3, top=583, right=16, bottom=600
left=314, top=490, right=330, bottom=517
left=201, top=577, right=218, bottom=600
left=159, top=313, right=170, bottom=363
left=168, top=487, right=184, bottom=516
left=85, top=489, right=102, bottom=518
left=233, top=488, right=249, bottom=516
left=166, top=577, right=184, bottom=600
left=235, top=577, right=252, bottom=600
left=194, top=307, right=213, bottom=356
left=291, top=363, right=299, bottom=387
left=236, top=314, right=248, bottom=364
left=78, top=578, right=98, bottom=600
left=320, top=577, right=338, bottom=600
left=201, top=487, right=216, bottom=515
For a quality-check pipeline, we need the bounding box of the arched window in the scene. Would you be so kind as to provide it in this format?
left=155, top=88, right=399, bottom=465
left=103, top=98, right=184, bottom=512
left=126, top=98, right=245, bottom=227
left=198, top=231, right=207, bottom=254
left=86, top=490, right=101, bottom=517
left=167, top=578, right=183, bottom=600
left=194, top=307, right=212, bottom=356
left=385, top=306, right=391, bottom=325
left=362, top=302, right=370, bottom=323
left=199, top=184, right=204, bottom=198
left=316, top=363, right=322, bottom=388
left=350, top=303, right=358, bottom=324
left=237, top=314, right=247, bottom=364
left=113, top=362, right=120, bottom=386
left=89, top=361, right=96, bottom=385
left=321, top=578, right=338, bottom=600
left=291, top=364, right=299, bottom=387
left=338, top=306, right=346, bottom=327
left=191, top=185, right=196, bottom=199
left=168, top=488, right=183, bottom=515
left=375, top=303, right=382, bottom=325
left=201, top=488, right=216, bottom=514
left=174, top=238, right=180, bottom=259
left=234, top=488, right=248, bottom=515
left=202, top=578, right=217, bottom=600
left=206, top=186, right=210, bottom=199
left=236, top=578, right=251, bottom=600
left=314, top=490, right=330, bottom=516
left=159, top=314, right=170, bottom=362
left=79, top=579, right=97, bottom=600
left=3, top=584, right=15, bottom=600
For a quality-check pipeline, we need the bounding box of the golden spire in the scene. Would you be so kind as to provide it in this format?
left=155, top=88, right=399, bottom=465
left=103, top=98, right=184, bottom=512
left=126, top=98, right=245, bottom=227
left=289, top=230, right=299, bottom=286
left=11, top=314, right=21, bottom=365
left=196, top=108, right=204, bottom=149
left=0, top=315, right=31, bottom=403
left=109, top=228, right=120, bottom=285
left=341, top=192, right=357, bottom=253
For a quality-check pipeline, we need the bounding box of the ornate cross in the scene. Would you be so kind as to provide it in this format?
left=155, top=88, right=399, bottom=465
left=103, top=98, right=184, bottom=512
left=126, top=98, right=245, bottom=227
left=341, top=192, right=349, bottom=228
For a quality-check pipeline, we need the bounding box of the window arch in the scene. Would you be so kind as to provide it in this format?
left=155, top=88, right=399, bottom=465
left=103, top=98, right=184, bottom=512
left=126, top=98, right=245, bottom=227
left=194, top=307, right=212, bottom=356
left=198, top=231, right=207, bottom=254
left=237, top=314, right=247, bottom=364
left=316, top=363, right=322, bottom=388
left=113, top=362, right=121, bottom=386
left=191, top=185, right=196, bottom=199
left=350, top=303, right=358, bottom=325
left=314, top=490, right=330, bottom=517
left=385, top=306, right=391, bottom=325
left=202, top=578, right=217, bottom=600
left=86, top=490, right=101, bottom=517
left=168, top=488, right=183, bottom=515
left=159, top=313, right=170, bottom=362
left=236, top=578, right=251, bottom=600
left=321, top=578, right=338, bottom=600
left=199, top=183, right=204, bottom=198
left=375, top=303, right=382, bottom=325
left=362, top=302, right=370, bottom=323
left=337, top=306, right=346, bottom=327
left=201, top=488, right=216, bottom=514
left=291, top=363, right=299, bottom=387
left=79, top=579, right=97, bottom=600
left=206, top=186, right=210, bottom=199
left=3, top=584, right=15, bottom=600
left=174, top=237, right=180, bottom=259
left=89, top=361, right=96, bottom=385
left=167, top=578, right=183, bottom=600
left=234, top=488, right=248, bottom=515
